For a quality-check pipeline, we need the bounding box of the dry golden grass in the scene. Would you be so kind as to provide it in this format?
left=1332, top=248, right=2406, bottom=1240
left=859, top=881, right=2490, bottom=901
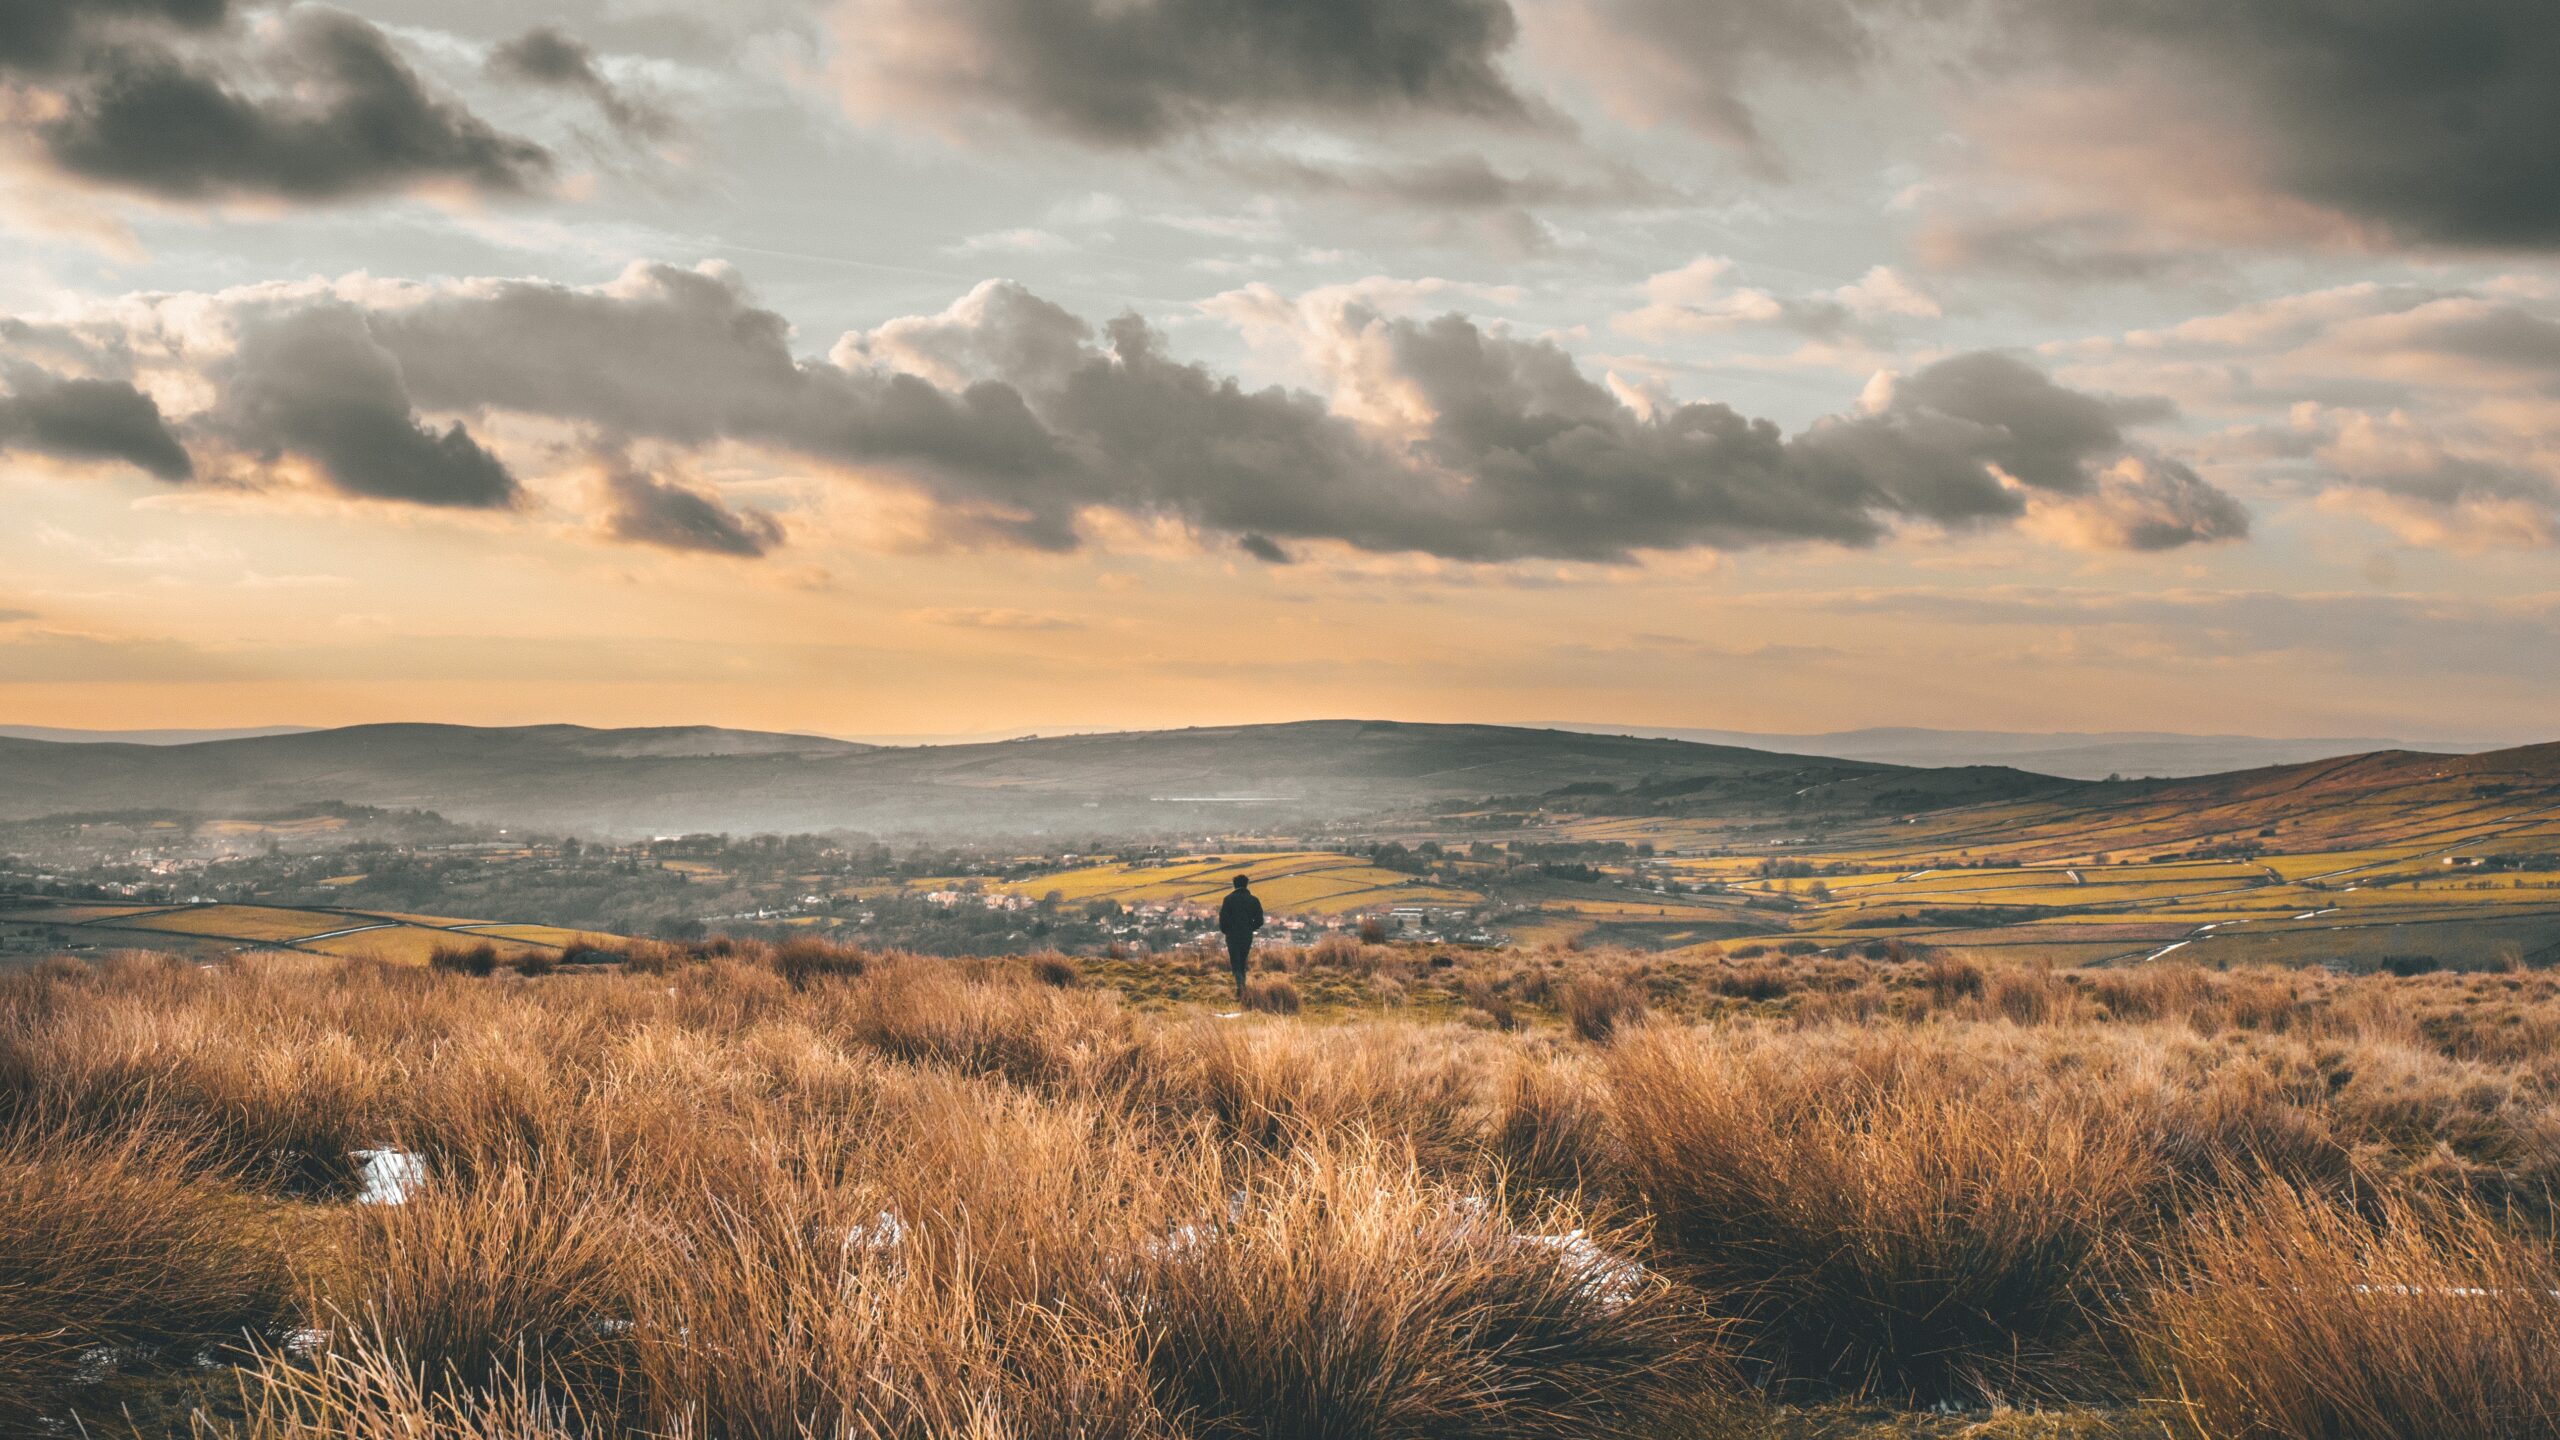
left=1606, top=1023, right=2175, bottom=1401
left=2141, top=1183, right=2560, bottom=1439
left=1558, top=970, right=1650, bottom=1042
left=0, top=1124, right=293, bottom=1414
left=3, top=942, right=2560, bottom=1435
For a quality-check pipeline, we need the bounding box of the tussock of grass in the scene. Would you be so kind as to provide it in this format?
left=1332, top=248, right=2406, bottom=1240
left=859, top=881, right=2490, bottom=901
left=1140, top=1139, right=1719, bottom=1440
left=1605, top=1025, right=2171, bottom=1401
left=0, top=1125, right=292, bottom=1415
left=2142, top=1182, right=2560, bottom=1440
left=1559, top=970, right=1649, bottom=1042
left=1243, top=973, right=1302, bottom=1014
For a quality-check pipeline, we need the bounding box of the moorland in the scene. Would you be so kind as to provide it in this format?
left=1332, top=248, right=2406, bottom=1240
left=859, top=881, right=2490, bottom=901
left=9, top=934, right=2560, bottom=1437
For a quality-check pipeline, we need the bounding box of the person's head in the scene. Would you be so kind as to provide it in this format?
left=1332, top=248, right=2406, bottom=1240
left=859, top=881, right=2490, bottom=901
left=1233, top=874, right=1250, bottom=890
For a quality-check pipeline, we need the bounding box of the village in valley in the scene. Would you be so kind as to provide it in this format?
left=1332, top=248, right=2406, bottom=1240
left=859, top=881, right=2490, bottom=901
left=10, top=738, right=2557, bottom=977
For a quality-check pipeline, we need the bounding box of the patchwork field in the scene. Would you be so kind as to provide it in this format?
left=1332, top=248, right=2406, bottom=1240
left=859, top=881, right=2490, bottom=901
left=1536, top=745, right=2560, bottom=970
left=994, top=850, right=1482, bottom=915
left=0, top=897, right=611, bottom=966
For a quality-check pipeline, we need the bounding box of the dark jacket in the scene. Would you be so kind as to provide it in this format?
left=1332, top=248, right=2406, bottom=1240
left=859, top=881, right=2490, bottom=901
left=1218, top=888, right=1264, bottom=937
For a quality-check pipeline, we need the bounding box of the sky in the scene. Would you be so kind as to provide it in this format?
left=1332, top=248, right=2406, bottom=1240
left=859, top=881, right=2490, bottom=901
left=0, top=0, right=2554, bottom=742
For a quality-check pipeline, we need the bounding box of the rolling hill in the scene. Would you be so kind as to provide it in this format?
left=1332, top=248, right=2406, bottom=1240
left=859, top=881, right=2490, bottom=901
left=1546, top=723, right=2510, bottom=780
left=1, top=719, right=2550, bottom=859
left=0, top=720, right=2037, bottom=838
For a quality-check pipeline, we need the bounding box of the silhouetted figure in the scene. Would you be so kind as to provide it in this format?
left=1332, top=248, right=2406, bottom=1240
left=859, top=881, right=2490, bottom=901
left=1218, top=873, right=1264, bottom=1000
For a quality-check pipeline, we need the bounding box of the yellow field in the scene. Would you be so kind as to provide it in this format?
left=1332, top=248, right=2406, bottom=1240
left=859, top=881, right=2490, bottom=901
left=118, top=905, right=350, bottom=942
left=454, top=923, right=603, bottom=948
left=201, top=816, right=349, bottom=837
left=304, top=927, right=547, bottom=964
left=12, top=900, right=624, bottom=966
left=999, top=851, right=1484, bottom=915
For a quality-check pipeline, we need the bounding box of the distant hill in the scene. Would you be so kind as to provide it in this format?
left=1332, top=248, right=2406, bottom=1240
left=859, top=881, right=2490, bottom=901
left=0, top=719, right=2007, bottom=838
left=1802, top=741, right=2560, bottom=865
left=1545, top=724, right=2508, bottom=780
left=2, top=718, right=2543, bottom=843
left=0, top=724, right=316, bottom=746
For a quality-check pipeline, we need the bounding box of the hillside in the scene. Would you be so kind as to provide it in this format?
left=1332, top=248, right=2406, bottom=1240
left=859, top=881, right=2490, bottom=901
left=0, top=719, right=1986, bottom=838
left=1548, top=723, right=2510, bottom=780
left=2, top=719, right=2549, bottom=860
left=1528, top=741, right=2560, bottom=967
left=0, top=895, right=604, bottom=966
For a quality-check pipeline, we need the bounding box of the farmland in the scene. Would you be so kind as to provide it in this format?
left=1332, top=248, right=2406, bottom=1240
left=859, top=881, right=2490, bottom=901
left=0, top=896, right=607, bottom=967
left=3, top=735, right=2553, bottom=971
left=991, top=850, right=1478, bottom=915
left=1508, top=743, right=2560, bottom=968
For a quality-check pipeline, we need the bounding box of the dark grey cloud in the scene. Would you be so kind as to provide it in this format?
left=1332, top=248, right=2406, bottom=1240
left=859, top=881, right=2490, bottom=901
left=1367, top=318, right=2240, bottom=555
left=488, top=26, right=672, bottom=140
left=1238, top=532, right=1292, bottom=563
left=354, top=269, right=2245, bottom=555
left=841, top=0, right=1531, bottom=146
left=1787, top=355, right=2245, bottom=551
left=602, top=465, right=784, bottom=557
left=1572, top=0, right=2560, bottom=251
left=2021, top=0, right=2560, bottom=248
left=215, top=304, right=522, bottom=508
left=364, top=266, right=1068, bottom=537
left=8, top=265, right=2245, bottom=557
left=0, top=0, right=225, bottom=74
left=10, top=5, right=551, bottom=204
left=0, top=368, right=191, bottom=479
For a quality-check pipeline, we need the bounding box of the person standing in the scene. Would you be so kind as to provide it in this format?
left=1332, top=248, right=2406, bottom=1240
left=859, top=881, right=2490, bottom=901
left=1217, top=873, right=1264, bottom=1000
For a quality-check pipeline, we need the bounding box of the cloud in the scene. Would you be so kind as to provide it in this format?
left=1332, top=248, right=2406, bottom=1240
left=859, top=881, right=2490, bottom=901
left=1238, top=532, right=1291, bottom=563
left=1783, top=585, right=2560, bottom=677
left=1532, top=0, right=1942, bottom=163
left=2051, top=279, right=2560, bottom=549
left=905, top=606, right=1085, bottom=631
left=601, top=465, right=784, bottom=557
left=0, top=0, right=226, bottom=74
left=1, top=262, right=2247, bottom=560
left=2028, top=0, right=2560, bottom=249
left=1615, top=256, right=1938, bottom=341
left=2020, top=454, right=2254, bottom=553
left=1233, top=149, right=1660, bottom=212
left=2299, top=408, right=2559, bottom=551
left=1188, top=299, right=2239, bottom=556
left=832, top=0, right=1533, bottom=146
left=7, top=4, right=552, bottom=205
left=488, top=26, right=673, bottom=140
left=1906, top=0, right=2560, bottom=259
left=213, top=303, right=522, bottom=508
left=0, top=367, right=191, bottom=478
left=949, top=227, right=1072, bottom=255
